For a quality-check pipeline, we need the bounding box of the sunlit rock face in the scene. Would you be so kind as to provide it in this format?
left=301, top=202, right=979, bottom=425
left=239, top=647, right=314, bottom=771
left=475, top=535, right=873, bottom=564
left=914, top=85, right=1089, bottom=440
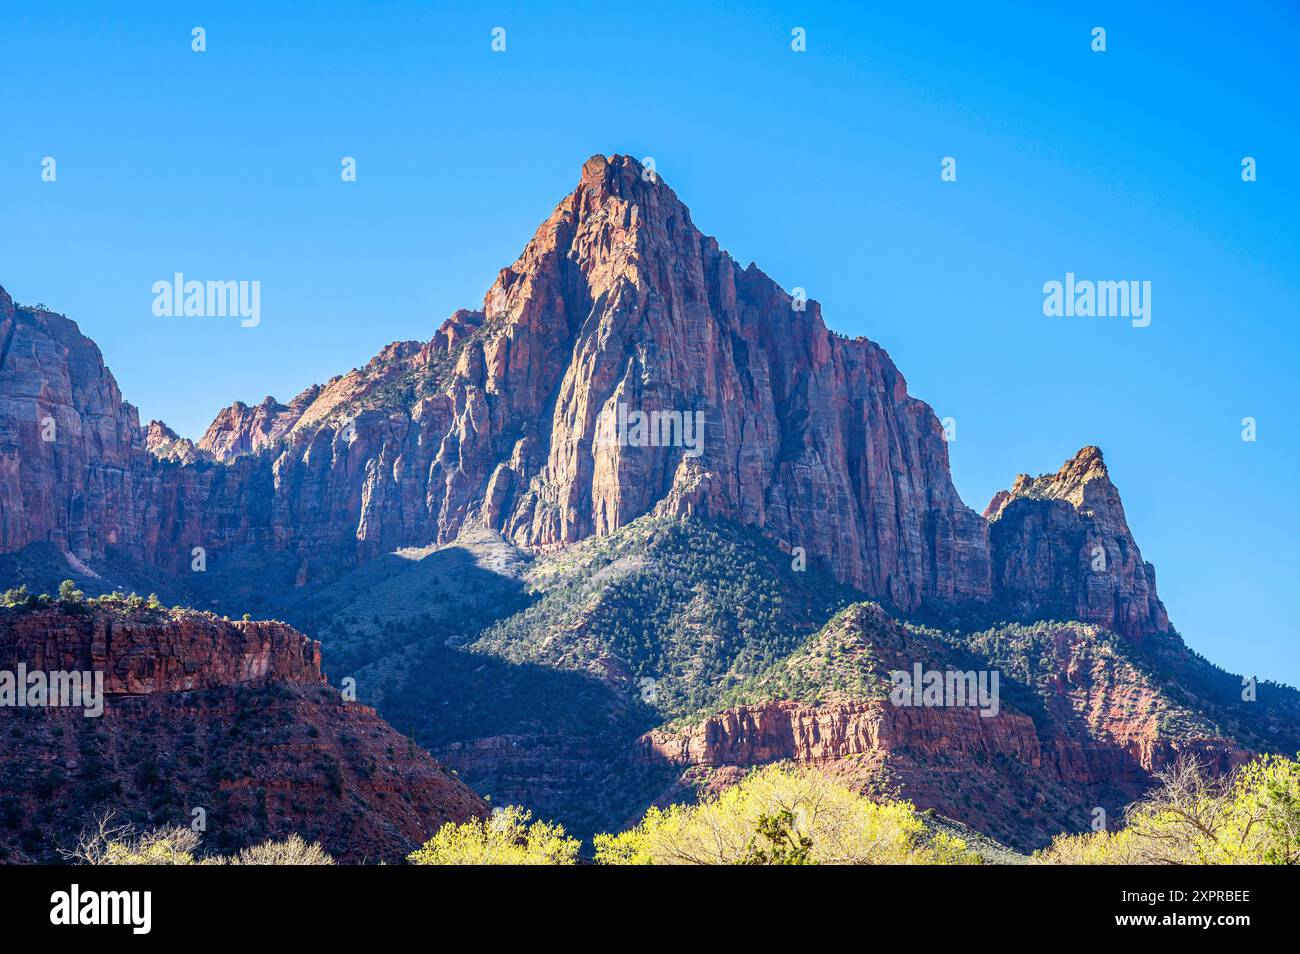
left=0, top=157, right=1168, bottom=637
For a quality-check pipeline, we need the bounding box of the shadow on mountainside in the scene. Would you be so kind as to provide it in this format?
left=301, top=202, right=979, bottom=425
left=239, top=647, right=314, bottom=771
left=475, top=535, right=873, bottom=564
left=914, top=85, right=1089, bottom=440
left=262, top=533, right=681, bottom=838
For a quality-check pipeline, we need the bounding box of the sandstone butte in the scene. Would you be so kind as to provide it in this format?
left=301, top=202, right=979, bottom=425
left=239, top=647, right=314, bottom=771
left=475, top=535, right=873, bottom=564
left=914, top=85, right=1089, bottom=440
left=0, top=155, right=1170, bottom=641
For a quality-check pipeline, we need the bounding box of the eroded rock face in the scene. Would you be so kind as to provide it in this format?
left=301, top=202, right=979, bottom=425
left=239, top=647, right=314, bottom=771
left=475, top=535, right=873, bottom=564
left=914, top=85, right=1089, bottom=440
left=641, top=684, right=1247, bottom=849
left=467, top=155, right=992, bottom=609
left=0, top=605, right=486, bottom=862
left=0, top=157, right=1169, bottom=635
left=985, top=446, right=1169, bottom=639
left=144, top=421, right=205, bottom=465
left=633, top=604, right=1252, bottom=850
left=0, top=301, right=143, bottom=560
left=0, top=607, right=323, bottom=695
left=0, top=158, right=990, bottom=610
left=642, top=695, right=1244, bottom=781
left=641, top=699, right=1042, bottom=767
left=197, top=391, right=318, bottom=463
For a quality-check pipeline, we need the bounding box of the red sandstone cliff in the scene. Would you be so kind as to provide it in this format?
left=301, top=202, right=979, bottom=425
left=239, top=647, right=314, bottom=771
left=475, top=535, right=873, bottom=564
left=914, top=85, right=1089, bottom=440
left=0, top=604, right=485, bottom=862
left=985, top=446, right=1169, bottom=638
left=0, top=606, right=323, bottom=695
left=0, top=291, right=143, bottom=559
left=0, top=157, right=1168, bottom=637
left=198, top=391, right=319, bottom=462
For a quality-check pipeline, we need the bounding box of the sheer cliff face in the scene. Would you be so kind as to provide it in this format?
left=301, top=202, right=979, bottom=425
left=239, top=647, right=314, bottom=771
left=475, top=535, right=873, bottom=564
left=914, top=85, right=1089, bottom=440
left=0, top=290, right=145, bottom=559
left=985, top=446, right=1169, bottom=637
left=0, top=156, right=1165, bottom=634
left=0, top=608, right=324, bottom=694
left=453, top=154, right=992, bottom=607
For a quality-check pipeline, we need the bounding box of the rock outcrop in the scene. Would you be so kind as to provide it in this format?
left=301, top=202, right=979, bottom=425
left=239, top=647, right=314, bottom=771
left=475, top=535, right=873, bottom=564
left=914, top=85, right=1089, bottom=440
left=0, top=605, right=485, bottom=862
left=985, top=446, right=1169, bottom=639
left=197, top=391, right=318, bottom=463
left=144, top=421, right=205, bottom=465
left=642, top=699, right=1041, bottom=768
left=0, top=606, right=323, bottom=695
left=0, top=299, right=144, bottom=560
left=457, top=155, right=993, bottom=610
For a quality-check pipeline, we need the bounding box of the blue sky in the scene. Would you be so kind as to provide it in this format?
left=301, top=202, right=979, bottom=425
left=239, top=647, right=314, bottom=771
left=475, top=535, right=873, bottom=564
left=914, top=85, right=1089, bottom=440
left=2, top=2, right=1297, bottom=684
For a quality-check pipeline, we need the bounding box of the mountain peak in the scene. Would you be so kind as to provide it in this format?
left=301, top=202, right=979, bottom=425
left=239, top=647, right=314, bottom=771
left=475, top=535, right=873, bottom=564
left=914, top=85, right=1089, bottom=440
left=481, top=151, right=696, bottom=330
left=198, top=394, right=298, bottom=462
left=0, top=158, right=1164, bottom=638
left=579, top=153, right=657, bottom=196
left=985, top=445, right=1168, bottom=637
left=145, top=419, right=206, bottom=464
left=570, top=152, right=684, bottom=230
left=987, top=445, right=1113, bottom=519
left=1058, top=443, right=1109, bottom=484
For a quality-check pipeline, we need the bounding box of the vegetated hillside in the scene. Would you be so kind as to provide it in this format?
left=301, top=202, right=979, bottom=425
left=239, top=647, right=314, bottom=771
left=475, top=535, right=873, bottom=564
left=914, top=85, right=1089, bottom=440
left=297, top=515, right=857, bottom=839
left=0, top=598, right=485, bottom=863
left=1128, top=630, right=1300, bottom=753
left=251, top=513, right=1297, bottom=851
left=954, top=619, right=1300, bottom=761
left=636, top=604, right=1087, bottom=849
left=470, top=515, right=859, bottom=720
left=638, top=604, right=1277, bottom=850
left=660, top=601, right=980, bottom=726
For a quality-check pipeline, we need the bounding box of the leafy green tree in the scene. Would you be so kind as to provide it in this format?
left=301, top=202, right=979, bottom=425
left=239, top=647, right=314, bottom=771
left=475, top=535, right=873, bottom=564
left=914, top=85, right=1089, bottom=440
left=742, top=810, right=813, bottom=865
left=407, top=806, right=580, bottom=865
left=595, top=764, right=979, bottom=865
left=1, top=585, right=29, bottom=606
left=57, top=579, right=84, bottom=604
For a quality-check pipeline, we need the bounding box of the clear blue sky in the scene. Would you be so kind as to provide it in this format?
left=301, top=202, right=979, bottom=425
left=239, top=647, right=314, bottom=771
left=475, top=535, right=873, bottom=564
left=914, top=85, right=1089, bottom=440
left=2, top=2, right=1296, bottom=685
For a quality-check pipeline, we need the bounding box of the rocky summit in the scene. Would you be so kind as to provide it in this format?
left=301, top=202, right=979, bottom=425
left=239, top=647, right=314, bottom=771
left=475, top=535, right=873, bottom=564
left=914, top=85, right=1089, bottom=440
left=0, top=157, right=1161, bottom=636
left=0, top=155, right=1295, bottom=859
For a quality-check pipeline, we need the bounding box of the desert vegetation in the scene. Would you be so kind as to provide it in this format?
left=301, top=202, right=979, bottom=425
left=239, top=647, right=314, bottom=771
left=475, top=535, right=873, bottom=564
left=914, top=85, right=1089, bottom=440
left=407, top=806, right=581, bottom=865
left=46, top=755, right=1300, bottom=865
left=405, top=764, right=977, bottom=865
left=1037, top=753, right=1300, bottom=864
left=62, top=812, right=335, bottom=865
left=593, top=764, right=979, bottom=865
left=2, top=581, right=169, bottom=615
